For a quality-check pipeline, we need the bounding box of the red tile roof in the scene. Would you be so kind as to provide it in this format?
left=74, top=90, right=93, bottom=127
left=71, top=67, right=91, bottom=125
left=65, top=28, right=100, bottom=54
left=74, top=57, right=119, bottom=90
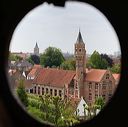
left=28, top=68, right=39, bottom=77
left=85, top=69, right=107, bottom=82
left=33, top=68, right=76, bottom=88
left=112, top=73, right=120, bottom=81
left=33, top=64, right=42, bottom=68
left=32, top=67, right=119, bottom=87
left=27, top=65, right=41, bottom=77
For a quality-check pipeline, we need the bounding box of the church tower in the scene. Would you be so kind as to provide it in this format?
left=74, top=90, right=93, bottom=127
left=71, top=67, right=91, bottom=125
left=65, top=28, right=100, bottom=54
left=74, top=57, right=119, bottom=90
left=34, top=42, right=39, bottom=56
left=74, top=30, right=86, bottom=98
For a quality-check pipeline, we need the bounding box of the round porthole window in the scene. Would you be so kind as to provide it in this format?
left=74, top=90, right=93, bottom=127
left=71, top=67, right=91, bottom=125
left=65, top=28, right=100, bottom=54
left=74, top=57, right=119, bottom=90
left=7, top=1, right=121, bottom=127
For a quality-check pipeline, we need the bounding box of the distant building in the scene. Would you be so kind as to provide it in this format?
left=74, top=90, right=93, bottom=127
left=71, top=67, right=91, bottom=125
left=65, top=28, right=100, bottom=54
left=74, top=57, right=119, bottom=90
left=14, top=60, right=33, bottom=71
left=11, top=52, right=30, bottom=60
left=34, top=42, right=39, bottom=56
left=114, top=51, right=121, bottom=58
left=63, top=52, right=74, bottom=59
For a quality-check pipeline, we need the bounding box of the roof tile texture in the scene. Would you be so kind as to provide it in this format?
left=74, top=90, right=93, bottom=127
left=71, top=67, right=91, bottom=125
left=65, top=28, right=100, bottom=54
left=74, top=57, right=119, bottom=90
left=85, top=69, right=107, bottom=82
left=33, top=68, right=76, bottom=88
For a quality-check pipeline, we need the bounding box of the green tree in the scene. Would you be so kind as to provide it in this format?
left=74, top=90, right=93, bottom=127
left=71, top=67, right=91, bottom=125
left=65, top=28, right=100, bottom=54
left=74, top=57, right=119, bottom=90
left=27, top=105, right=43, bottom=122
left=61, top=58, right=76, bottom=70
left=83, top=104, right=93, bottom=120
left=39, top=95, right=79, bottom=126
left=100, top=54, right=113, bottom=67
left=58, top=98, right=79, bottom=126
left=26, top=94, right=79, bottom=126
left=83, top=97, right=105, bottom=120
left=87, top=50, right=108, bottom=69
left=16, top=79, right=28, bottom=107
left=91, top=96, right=105, bottom=117
left=27, top=55, right=40, bottom=65
left=9, top=53, right=16, bottom=61
left=95, top=96, right=105, bottom=110
left=52, top=96, right=62, bottom=126
left=27, top=57, right=34, bottom=65
left=15, top=55, right=23, bottom=61
left=40, top=47, right=65, bottom=67
left=110, top=63, right=120, bottom=73
left=40, top=94, right=55, bottom=123
left=9, top=53, right=23, bottom=61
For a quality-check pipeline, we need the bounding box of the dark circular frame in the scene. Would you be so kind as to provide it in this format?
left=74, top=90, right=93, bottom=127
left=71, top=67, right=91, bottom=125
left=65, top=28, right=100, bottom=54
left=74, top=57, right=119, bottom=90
left=1, top=0, right=127, bottom=127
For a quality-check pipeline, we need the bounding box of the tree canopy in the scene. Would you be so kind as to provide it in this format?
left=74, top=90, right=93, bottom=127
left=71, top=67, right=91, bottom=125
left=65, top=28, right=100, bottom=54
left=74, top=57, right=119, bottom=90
left=87, top=51, right=108, bottom=69
left=94, top=96, right=105, bottom=110
left=9, top=53, right=23, bottom=61
left=40, top=47, right=65, bottom=67
left=61, top=58, right=76, bottom=70
left=100, top=54, right=113, bottom=67
left=16, top=79, right=28, bottom=107
left=27, top=94, right=79, bottom=126
left=110, top=63, right=120, bottom=73
left=27, top=54, right=40, bottom=65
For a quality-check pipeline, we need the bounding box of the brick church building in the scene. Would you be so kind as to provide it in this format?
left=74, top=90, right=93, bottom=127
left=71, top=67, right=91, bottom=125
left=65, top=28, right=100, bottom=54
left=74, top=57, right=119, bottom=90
left=27, top=31, right=120, bottom=105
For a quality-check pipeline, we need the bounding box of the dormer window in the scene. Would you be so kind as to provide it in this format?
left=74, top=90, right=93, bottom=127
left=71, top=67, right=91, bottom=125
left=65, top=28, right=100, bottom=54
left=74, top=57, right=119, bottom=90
left=106, top=74, right=109, bottom=79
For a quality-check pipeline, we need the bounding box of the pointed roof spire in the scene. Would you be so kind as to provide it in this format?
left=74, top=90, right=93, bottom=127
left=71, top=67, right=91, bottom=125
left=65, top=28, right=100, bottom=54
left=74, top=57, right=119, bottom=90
left=76, top=29, right=84, bottom=43
left=35, top=42, right=38, bottom=48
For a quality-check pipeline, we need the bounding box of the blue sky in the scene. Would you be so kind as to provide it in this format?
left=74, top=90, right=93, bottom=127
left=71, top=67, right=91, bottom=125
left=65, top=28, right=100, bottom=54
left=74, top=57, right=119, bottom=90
left=10, top=1, right=120, bottom=55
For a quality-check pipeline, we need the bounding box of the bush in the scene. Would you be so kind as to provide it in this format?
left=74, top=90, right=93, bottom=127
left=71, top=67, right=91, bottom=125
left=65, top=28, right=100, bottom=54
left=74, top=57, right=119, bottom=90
left=16, top=79, right=28, bottom=107
left=27, top=105, right=43, bottom=121
left=28, top=98, right=42, bottom=109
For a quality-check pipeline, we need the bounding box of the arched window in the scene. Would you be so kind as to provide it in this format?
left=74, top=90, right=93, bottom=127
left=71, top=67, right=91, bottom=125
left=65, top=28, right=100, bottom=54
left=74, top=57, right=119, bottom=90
left=42, top=87, right=44, bottom=95
left=59, top=90, right=62, bottom=97
left=50, top=89, right=53, bottom=96
left=54, top=89, right=57, bottom=96
left=46, top=88, right=49, bottom=94
left=38, top=86, right=40, bottom=95
left=34, top=86, right=36, bottom=94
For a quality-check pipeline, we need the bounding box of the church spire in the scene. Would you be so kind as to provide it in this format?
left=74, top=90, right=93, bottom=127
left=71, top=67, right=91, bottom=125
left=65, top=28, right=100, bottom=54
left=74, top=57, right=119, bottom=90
left=76, top=29, right=84, bottom=43
left=35, top=42, right=38, bottom=48
left=34, top=42, right=39, bottom=56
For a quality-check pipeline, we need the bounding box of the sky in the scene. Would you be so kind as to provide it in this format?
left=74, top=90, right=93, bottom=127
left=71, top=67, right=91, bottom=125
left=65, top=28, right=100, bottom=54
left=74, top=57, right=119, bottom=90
left=10, top=1, right=120, bottom=55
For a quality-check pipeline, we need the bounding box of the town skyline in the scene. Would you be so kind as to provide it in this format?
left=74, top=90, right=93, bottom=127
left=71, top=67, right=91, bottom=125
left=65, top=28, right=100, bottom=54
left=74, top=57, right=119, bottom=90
left=10, top=42, right=121, bottom=57
left=9, top=28, right=120, bottom=126
left=10, top=1, right=120, bottom=55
